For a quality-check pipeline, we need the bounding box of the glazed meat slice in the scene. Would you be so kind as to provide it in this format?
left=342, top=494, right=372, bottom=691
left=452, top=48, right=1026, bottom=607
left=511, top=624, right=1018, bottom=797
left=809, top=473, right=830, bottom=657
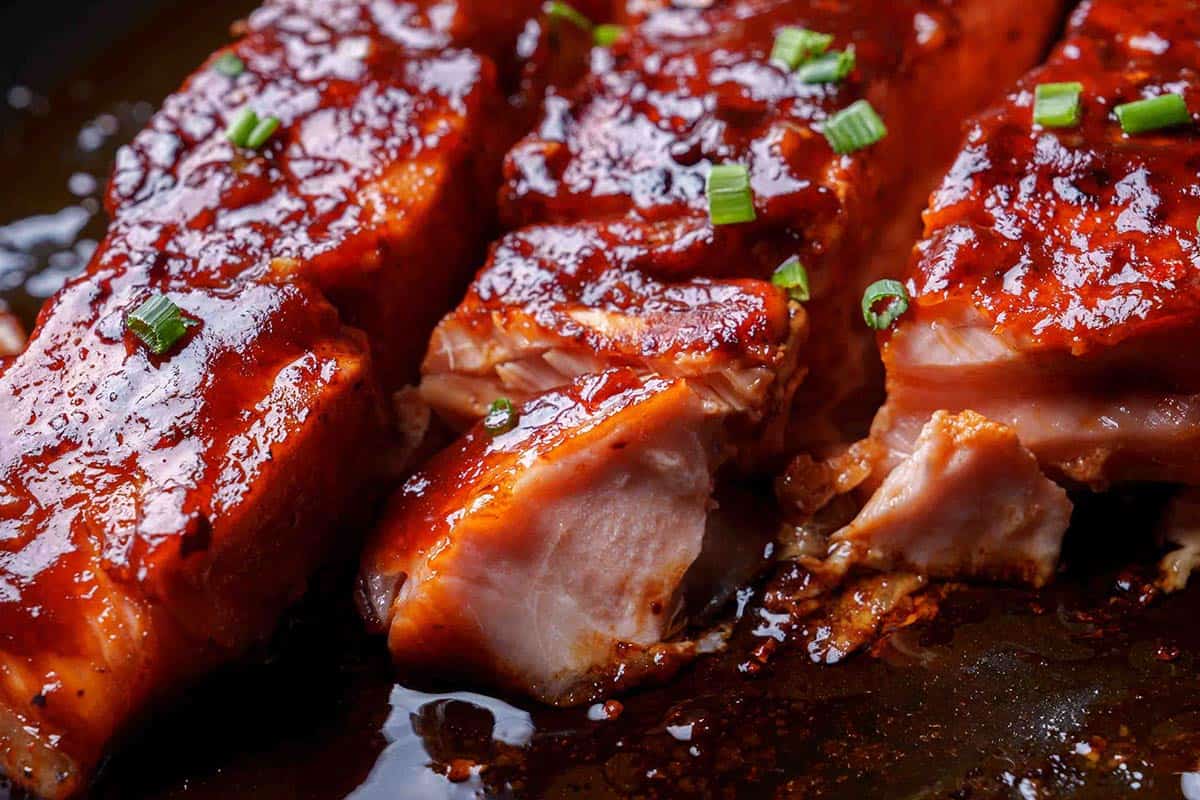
left=365, top=0, right=1066, bottom=704
left=362, top=369, right=723, bottom=703
left=421, top=217, right=805, bottom=434
left=0, top=1, right=550, bottom=796
left=838, top=0, right=1200, bottom=582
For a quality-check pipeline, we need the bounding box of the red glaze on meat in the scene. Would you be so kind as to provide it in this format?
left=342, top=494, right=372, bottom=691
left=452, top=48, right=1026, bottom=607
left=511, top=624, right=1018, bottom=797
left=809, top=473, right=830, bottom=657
left=0, top=1, right=553, bottom=796
left=841, top=0, right=1200, bottom=587
left=368, top=0, right=1066, bottom=705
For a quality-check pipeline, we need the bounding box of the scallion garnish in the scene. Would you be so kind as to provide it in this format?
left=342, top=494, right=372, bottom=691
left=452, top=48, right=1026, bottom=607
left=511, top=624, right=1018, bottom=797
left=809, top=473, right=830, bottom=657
left=213, top=52, right=245, bottom=78
left=544, top=1, right=593, bottom=31
left=771, top=257, right=810, bottom=302
left=594, top=23, right=624, bottom=47
left=861, top=279, right=909, bottom=330
left=245, top=115, right=281, bottom=149
left=797, top=48, right=855, bottom=84
left=484, top=398, right=518, bottom=435
left=770, top=27, right=832, bottom=71
left=1114, top=93, right=1191, bottom=134
left=227, top=108, right=281, bottom=149
left=127, top=294, right=193, bottom=355
left=706, top=163, right=756, bottom=226
left=822, top=99, right=887, bottom=154
left=1033, top=82, right=1083, bottom=128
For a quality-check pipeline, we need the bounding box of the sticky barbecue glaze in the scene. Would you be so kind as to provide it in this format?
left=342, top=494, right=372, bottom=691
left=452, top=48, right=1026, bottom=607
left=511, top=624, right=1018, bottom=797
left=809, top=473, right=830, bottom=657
left=913, top=0, right=1200, bottom=353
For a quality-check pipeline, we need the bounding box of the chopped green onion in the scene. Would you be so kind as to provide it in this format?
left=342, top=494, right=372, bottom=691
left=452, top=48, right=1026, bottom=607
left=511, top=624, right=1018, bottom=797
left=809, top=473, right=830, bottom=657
left=484, top=398, right=518, bottom=435
left=822, top=99, right=888, bottom=154
left=226, top=108, right=258, bottom=147
left=797, top=48, right=855, bottom=84
left=1115, top=93, right=1191, bottom=134
left=1033, top=81, right=1083, bottom=128
left=706, top=163, right=756, bottom=226
left=544, top=1, right=593, bottom=31
left=227, top=109, right=281, bottom=149
left=594, top=23, right=624, bottom=47
left=770, top=27, right=832, bottom=71
left=127, top=294, right=193, bottom=355
left=245, top=115, right=281, bottom=148
left=861, top=279, right=909, bottom=330
left=771, top=257, right=811, bottom=302
left=213, top=52, right=245, bottom=78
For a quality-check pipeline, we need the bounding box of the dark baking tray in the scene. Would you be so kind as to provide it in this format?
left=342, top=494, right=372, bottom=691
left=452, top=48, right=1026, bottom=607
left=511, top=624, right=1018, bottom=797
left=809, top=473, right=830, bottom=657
left=2, top=2, right=1199, bottom=798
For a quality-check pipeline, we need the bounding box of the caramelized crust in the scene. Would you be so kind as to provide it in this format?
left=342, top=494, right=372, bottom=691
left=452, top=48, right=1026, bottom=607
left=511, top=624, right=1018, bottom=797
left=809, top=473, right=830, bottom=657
left=0, top=1, right=550, bottom=795
left=911, top=0, right=1200, bottom=353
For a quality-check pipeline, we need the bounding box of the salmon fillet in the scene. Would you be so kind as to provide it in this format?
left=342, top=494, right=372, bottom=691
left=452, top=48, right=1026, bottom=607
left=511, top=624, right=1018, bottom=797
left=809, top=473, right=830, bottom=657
left=363, top=0, right=1066, bottom=704
left=0, top=1, right=550, bottom=795
left=837, top=0, right=1200, bottom=584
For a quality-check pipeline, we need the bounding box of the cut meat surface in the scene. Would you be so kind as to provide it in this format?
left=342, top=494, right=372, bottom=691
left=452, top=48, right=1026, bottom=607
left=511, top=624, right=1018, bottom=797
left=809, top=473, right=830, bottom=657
left=361, top=369, right=722, bottom=704
left=841, top=0, right=1200, bottom=585
left=830, top=411, right=1072, bottom=587
left=0, top=1, right=551, bottom=796
left=367, top=0, right=1066, bottom=704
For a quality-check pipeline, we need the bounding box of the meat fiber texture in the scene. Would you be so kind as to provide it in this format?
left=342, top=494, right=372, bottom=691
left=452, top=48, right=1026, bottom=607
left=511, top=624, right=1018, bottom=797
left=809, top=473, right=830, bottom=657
left=841, top=0, right=1200, bottom=588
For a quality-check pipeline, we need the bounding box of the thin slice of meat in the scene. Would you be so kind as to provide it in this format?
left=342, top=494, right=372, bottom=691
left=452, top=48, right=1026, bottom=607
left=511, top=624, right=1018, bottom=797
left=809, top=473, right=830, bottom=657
left=0, top=1, right=551, bottom=795
left=420, top=218, right=806, bottom=433
left=362, top=369, right=722, bottom=704
left=366, top=0, right=1066, bottom=704
left=829, top=411, right=1072, bottom=587
left=836, top=0, right=1200, bottom=584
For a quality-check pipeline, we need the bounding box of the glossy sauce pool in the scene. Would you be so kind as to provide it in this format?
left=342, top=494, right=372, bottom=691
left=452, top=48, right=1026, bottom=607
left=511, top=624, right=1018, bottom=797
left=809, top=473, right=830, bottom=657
left=3, top=3, right=1200, bottom=799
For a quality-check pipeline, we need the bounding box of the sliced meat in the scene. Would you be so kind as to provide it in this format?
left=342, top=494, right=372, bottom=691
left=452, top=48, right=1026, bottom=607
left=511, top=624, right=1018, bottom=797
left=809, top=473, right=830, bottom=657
left=829, top=411, right=1072, bottom=586
left=362, top=369, right=723, bottom=704
left=0, top=1, right=551, bottom=795
left=367, top=0, right=1066, bottom=703
left=420, top=218, right=805, bottom=434
left=841, top=0, right=1200, bottom=586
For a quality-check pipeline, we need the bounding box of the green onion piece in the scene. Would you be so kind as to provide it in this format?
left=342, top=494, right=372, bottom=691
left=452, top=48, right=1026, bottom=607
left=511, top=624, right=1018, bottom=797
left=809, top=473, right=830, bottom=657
left=127, top=294, right=192, bottom=355
left=771, top=257, right=811, bottom=302
left=484, top=398, right=518, bottom=435
left=1115, top=93, right=1191, bottom=134
left=1033, top=81, right=1083, bottom=128
left=796, top=48, right=855, bottom=84
left=213, top=52, right=245, bottom=78
left=245, top=115, right=281, bottom=149
left=823, top=99, right=888, bottom=154
left=544, top=1, right=593, bottom=31
left=706, top=163, right=756, bottom=226
left=1113, top=92, right=1190, bottom=133
left=226, top=108, right=258, bottom=147
left=861, top=279, right=909, bottom=330
left=594, top=23, right=624, bottom=47
left=770, top=27, right=832, bottom=71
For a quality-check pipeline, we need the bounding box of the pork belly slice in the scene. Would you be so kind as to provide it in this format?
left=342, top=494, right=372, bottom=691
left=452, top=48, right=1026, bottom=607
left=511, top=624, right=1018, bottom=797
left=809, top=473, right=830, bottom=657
left=830, top=0, right=1200, bottom=585
left=830, top=411, right=1072, bottom=587
left=0, top=1, right=553, bottom=795
left=421, top=218, right=805, bottom=431
left=0, top=278, right=378, bottom=799
left=361, top=369, right=732, bottom=704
